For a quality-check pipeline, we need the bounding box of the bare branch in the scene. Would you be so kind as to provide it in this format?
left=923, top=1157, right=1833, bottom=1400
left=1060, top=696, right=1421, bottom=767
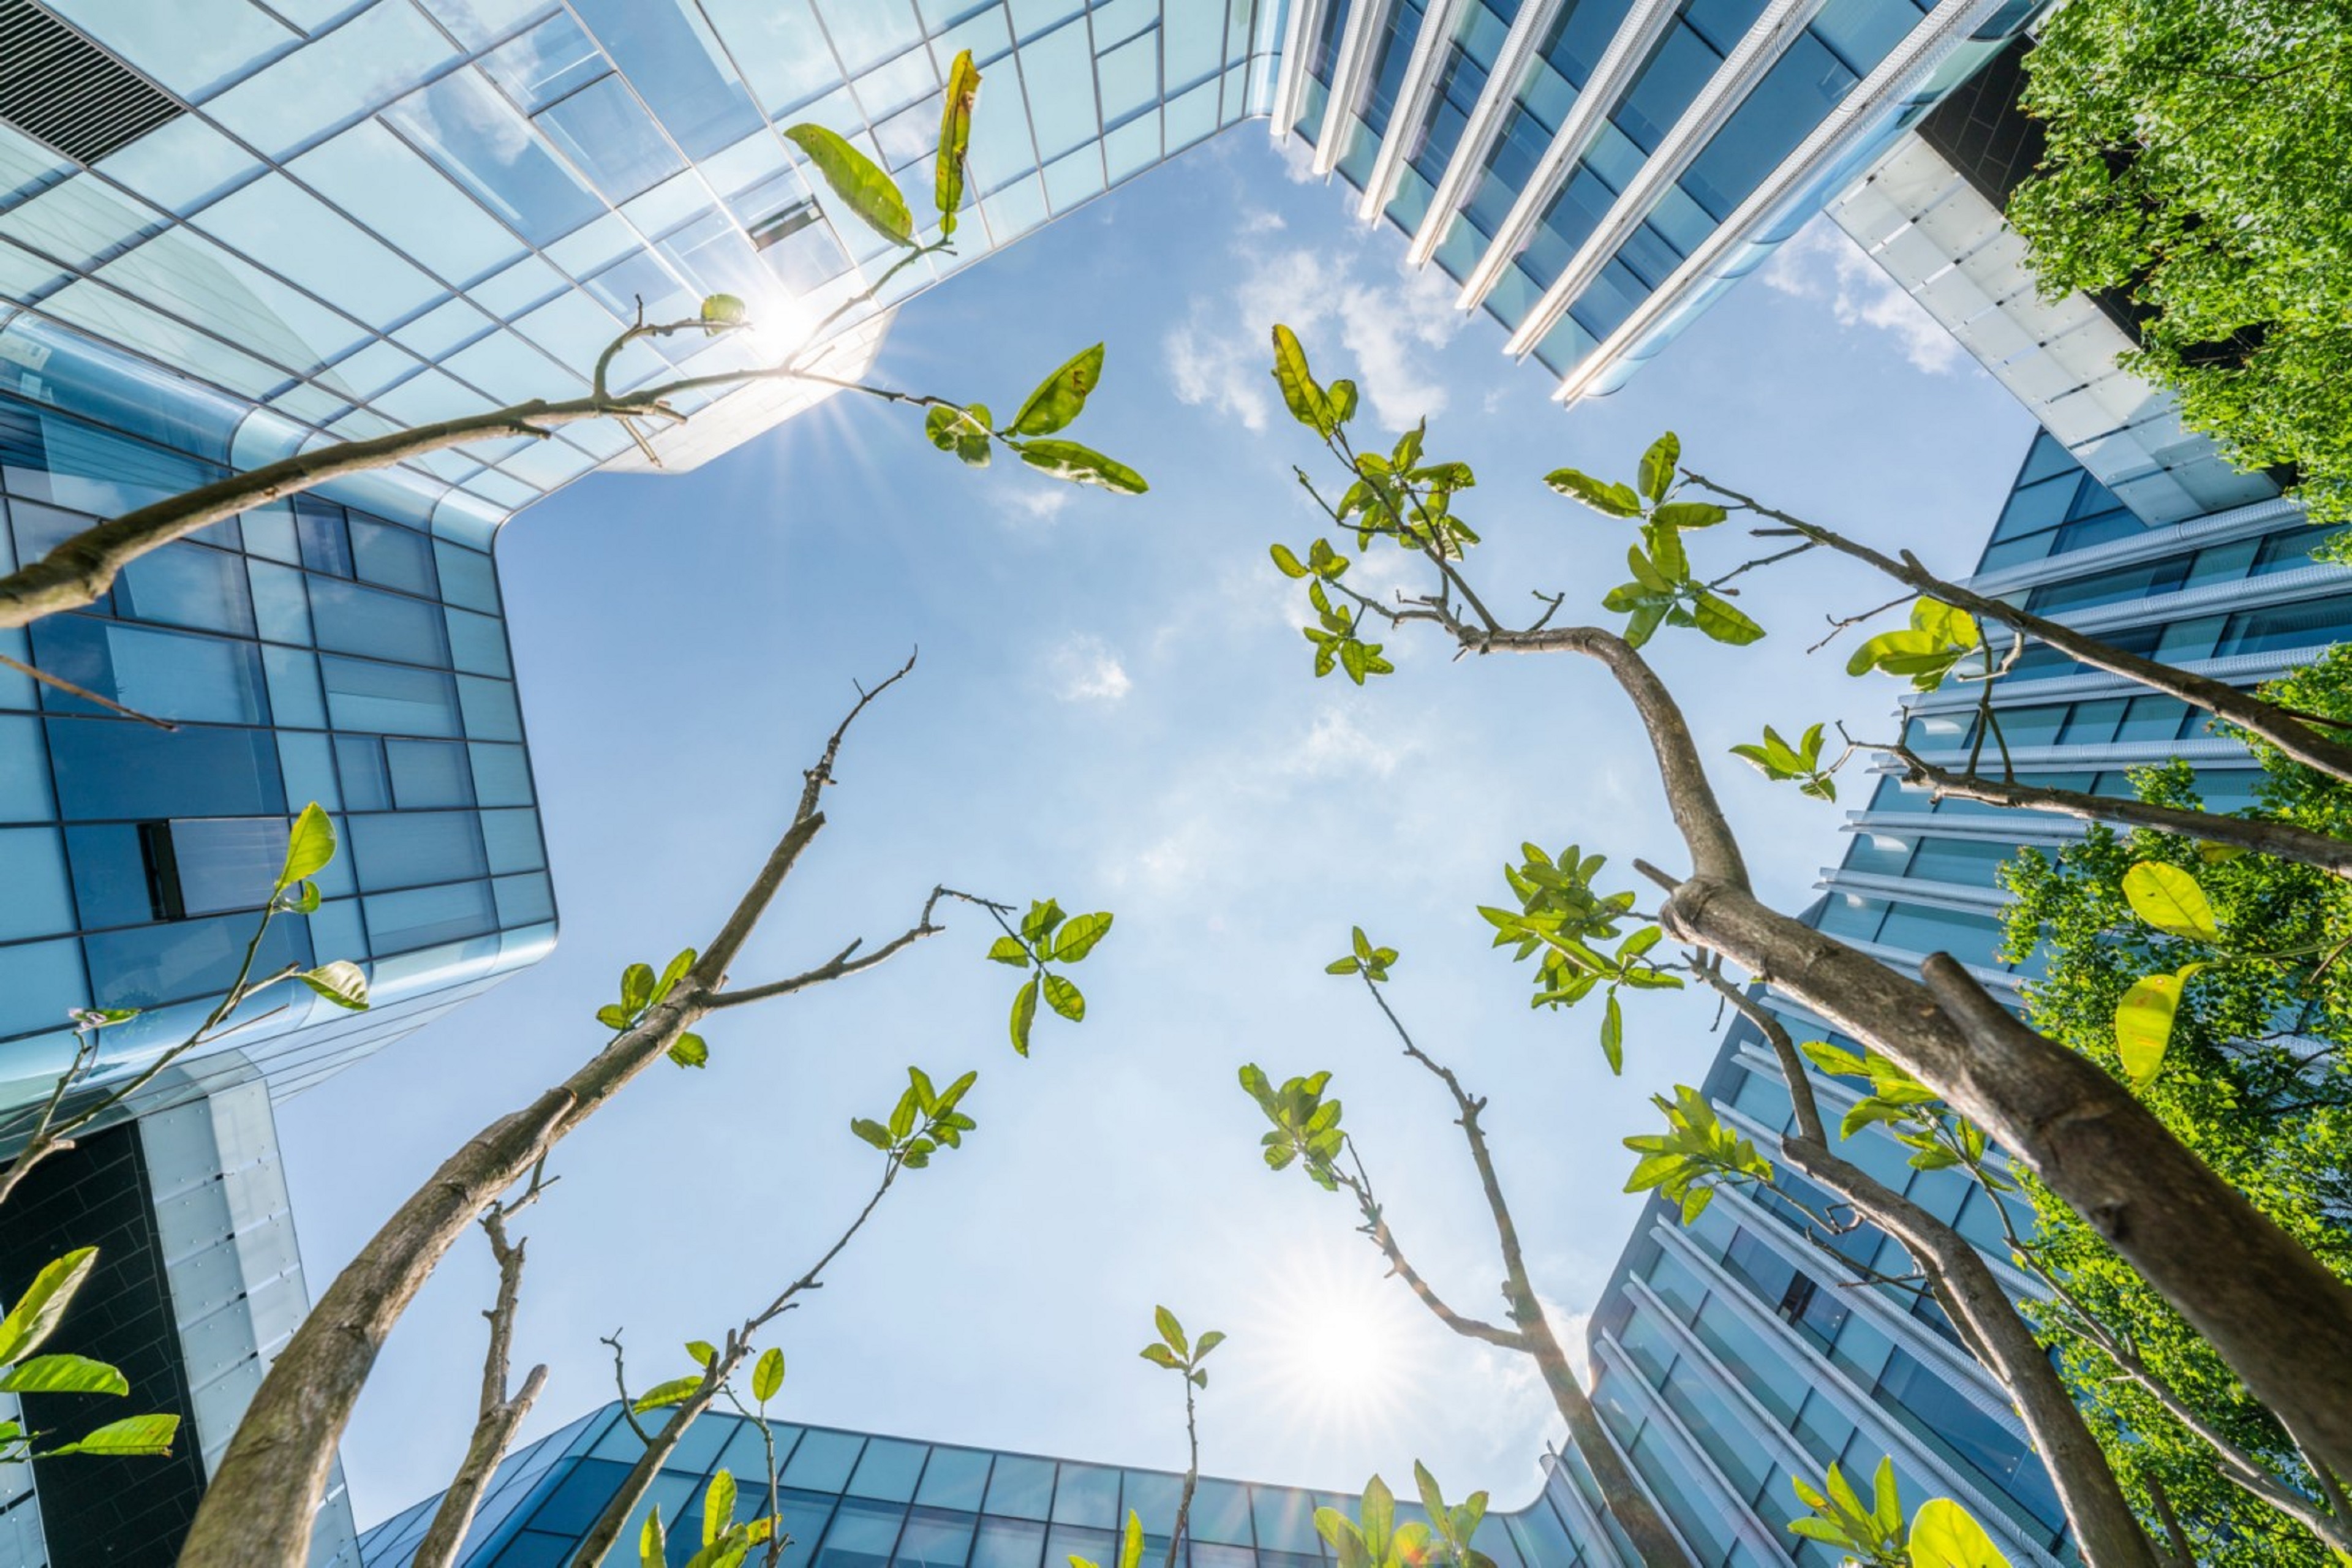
left=710, top=884, right=1005, bottom=1010
left=0, top=650, right=177, bottom=729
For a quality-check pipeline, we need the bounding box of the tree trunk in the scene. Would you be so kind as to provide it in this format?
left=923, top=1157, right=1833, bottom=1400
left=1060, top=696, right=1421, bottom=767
left=1525, top=1319, right=1694, bottom=1568
left=1660, top=877, right=2352, bottom=1481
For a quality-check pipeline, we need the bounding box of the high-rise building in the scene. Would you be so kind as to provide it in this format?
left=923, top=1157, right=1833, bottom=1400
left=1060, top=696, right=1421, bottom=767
left=353, top=1404, right=1615, bottom=1568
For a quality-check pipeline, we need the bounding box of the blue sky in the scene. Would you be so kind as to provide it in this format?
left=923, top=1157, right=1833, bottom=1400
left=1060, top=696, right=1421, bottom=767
left=277, top=128, right=2032, bottom=1526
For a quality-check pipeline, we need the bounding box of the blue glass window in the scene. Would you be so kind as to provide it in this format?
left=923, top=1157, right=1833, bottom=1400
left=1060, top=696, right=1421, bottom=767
left=894, top=1507, right=976, bottom=1568
left=321, top=657, right=462, bottom=737
left=385, top=70, right=605, bottom=245
left=821, top=1498, right=910, bottom=1568
left=167, top=816, right=292, bottom=914
left=434, top=540, right=502, bottom=614
left=30, top=617, right=269, bottom=726
left=350, top=811, right=489, bottom=891
left=494, top=870, right=553, bottom=927
left=970, top=1517, right=1046, bottom=1568
left=309, top=578, right=453, bottom=667
left=63, top=824, right=151, bottom=928
left=85, top=907, right=312, bottom=1011
left=984, top=1458, right=1055, bottom=1521
left=296, top=499, right=355, bottom=577
left=786, top=1431, right=868, bottom=1494
left=116, top=543, right=255, bottom=636
left=850, top=1439, right=930, bottom=1504
left=0, top=937, right=86, bottom=1036
left=363, top=878, right=497, bottom=954
left=46, top=718, right=285, bottom=820
left=350, top=516, right=437, bottom=596
left=914, top=1449, right=992, bottom=1512
left=0, top=827, right=74, bottom=940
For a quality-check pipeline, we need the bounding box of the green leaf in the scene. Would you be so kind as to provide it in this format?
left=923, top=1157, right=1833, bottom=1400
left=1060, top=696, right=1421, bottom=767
left=852, top=1117, right=894, bottom=1150
left=2121, top=861, right=2220, bottom=941
left=1414, top=1463, right=1447, bottom=1539
left=986, top=935, right=1031, bottom=967
left=1139, top=1343, right=1182, bottom=1369
left=1270, top=324, right=1336, bottom=436
left=1623, top=600, right=1668, bottom=648
left=643, top=1508, right=668, bottom=1568
left=700, top=293, right=747, bottom=327
left=1018, top=439, right=1147, bottom=494
left=1012, top=344, right=1106, bottom=437
left=287, top=880, right=321, bottom=914
left=753, top=1346, right=785, bottom=1403
left=1154, top=1305, right=1188, bottom=1356
left=1871, top=1457, right=1902, bottom=1538
left=295, top=960, right=370, bottom=1011
left=1041, top=973, right=1085, bottom=1022
left=1053, top=912, right=1113, bottom=962
left=687, top=1340, right=717, bottom=1368
left=1193, top=1329, right=1226, bottom=1359
left=1800, top=1040, right=1869, bottom=1078
left=783, top=124, right=914, bottom=246
left=705, top=1468, right=738, bottom=1546
left=1010, top=976, right=1039, bottom=1057
left=1545, top=468, right=1643, bottom=517
left=1270, top=543, right=1310, bottom=579
left=1637, top=434, right=1679, bottom=502
left=598, top=1004, right=633, bottom=1030
left=622, top=962, right=655, bottom=1012
left=1118, top=1512, right=1145, bottom=1568
left=668, top=1033, right=709, bottom=1069
left=1692, top=592, right=1765, bottom=646
left=934, top=50, right=981, bottom=238
left=0, top=1353, right=129, bottom=1396
left=1600, top=993, right=1624, bottom=1074
left=43, top=1412, right=178, bottom=1457
left=657, top=948, right=697, bottom=1001
left=925, top=404, right=993, bottom=467
left=633, top=1376, right=703, bottom=1414
left=0, top=1248, right=97, bottom=1366
left=1649, top=501, right=1726, bottom=530
left=1908, top=1498, right=2011, bottom=1567
left=1327, top=380, right=1358, bottom=426
left=277, top=802, right=337, bottom=891
left=2115, top=965, right=2203, bottom=1087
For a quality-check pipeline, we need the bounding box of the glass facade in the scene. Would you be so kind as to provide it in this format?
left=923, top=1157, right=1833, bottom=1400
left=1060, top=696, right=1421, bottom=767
left=1578, top=432, right=2352, bottom=1568
left=357, top=1406, right=1613, bottom=1568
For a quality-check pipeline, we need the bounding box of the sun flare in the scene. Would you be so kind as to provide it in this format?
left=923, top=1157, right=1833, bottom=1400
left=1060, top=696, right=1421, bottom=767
left=1242, top=1245, right=1433, bottom=1444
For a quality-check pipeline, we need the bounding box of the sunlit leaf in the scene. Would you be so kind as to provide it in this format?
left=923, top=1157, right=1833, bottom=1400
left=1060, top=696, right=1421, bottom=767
left=2121, top=862, right=2220, bottom=941
left=783, top=124, right=914, bottom=245
left=1012, top=344, right=1106, bottom=437
left=0, top=1248, right=97, bottom=1366
left=933, top=50, right=981, bottom=238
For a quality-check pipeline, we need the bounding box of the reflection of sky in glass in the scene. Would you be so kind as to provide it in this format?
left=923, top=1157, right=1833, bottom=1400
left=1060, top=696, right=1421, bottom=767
left=383, top=70, right=605, bottom=245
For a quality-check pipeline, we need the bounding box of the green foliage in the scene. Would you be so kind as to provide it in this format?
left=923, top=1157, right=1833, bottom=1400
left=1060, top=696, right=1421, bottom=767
left=1844, top=600, right=1982, bottom=693
left=782, top=125, right=914, bottom=247
left=850, top=1065, right=979, bottom=1169
left=1798, top=1041, right=2008, bottom=1188
left=2010, top=0, right=2352, bottom=529
left=988, top=899, right=1112, bottom=1055
left=925, top=404, right=993, bottom=467
left=1325, top=926, right=1397, bottom=982
left=643, top=1466, right=780, bottom=1568
left=1547, top=435, right=1756, bottom=649
left=1728, top=722, right=1838, bottom=801
left=1995, top=651, right=2352, bottom=1562
left=1622, top=1084, right=1773, bottom=1224
left=1238, top=1065, right=1346, bottom=1192
left=1784, top=1460, right=2009, bottom=1566
left=1138, top=1305, right=1225, bottom=1390
left=933, top=50, right=980, bottom=240
left=595, top=948, right=701, bottom=1063
left=699, top=294, right=747, bottom=328
left=1012, top=345, right=1106, bottom=438
left=0, top=1248, right=178, bottom=1464
left=1476, top=844, right=1677, bottom=1071
left=1314, top=1469, right=1495, bottom=1568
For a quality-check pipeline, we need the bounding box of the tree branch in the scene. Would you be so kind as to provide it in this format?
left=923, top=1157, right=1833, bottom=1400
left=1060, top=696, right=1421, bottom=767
left=0, top=650, right=176, bottom=729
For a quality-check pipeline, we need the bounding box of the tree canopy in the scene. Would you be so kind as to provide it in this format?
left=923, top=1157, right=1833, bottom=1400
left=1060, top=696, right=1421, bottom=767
left=2010, top=0, right=2352, bottom=528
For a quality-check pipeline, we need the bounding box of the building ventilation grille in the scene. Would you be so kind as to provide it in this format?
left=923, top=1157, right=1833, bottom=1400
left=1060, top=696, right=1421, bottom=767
left=0, top=0, right=183, bottom=165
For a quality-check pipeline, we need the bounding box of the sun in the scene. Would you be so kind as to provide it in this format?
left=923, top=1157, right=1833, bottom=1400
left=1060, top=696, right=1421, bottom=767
left=1240, top=1242, right=1433, bottom=1444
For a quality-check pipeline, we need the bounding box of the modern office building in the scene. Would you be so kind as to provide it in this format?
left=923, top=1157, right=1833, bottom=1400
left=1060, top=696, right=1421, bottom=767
left=354, top=1404, right=1619, bottom=1568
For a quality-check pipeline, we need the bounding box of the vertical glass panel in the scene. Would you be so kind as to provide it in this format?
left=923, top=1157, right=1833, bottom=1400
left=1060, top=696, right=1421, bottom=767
left=64, top=824, right=153, bottom=928
left=970, top=1518, right=1046, bottom=1568
left=470, top=741, right=534, bottom=805
left=118, top=544, right=255, bottom=636
left=1119, top=1473, right=1182, bottom=1537
left=167, top=816, right=289, bottom=914
left=446, top=606, right=514, bottom=677
left=850, top=1440, right=930, bottom=1503
left=251, top=559, right=315, bottom=646
left=821, top=1498, right=910, bottom=1568
left=297, top=501, right=355, bottom=576
left=434, top=539, right=502, bottom=613
left=535, top=76, right=688, bottom=203
left=1186, top=1481, right=1251, bottom=1545
left=492, top=870, right=552, bottom=925
left=383, top=70, right=606, bottom=244
left=384, top=739, right=476, bottom=808
left=785, top=1431, right=867, bottom=1493
left=914, top=1449, right=992, bottom=1512
left=1046, top=1527, right=1115, bottom=1568
left=363, top=878, right=497, bottom=953
left=279, top=731, right=339, bottom=812
left=349, top=516, right=439, bottom=596
left=0, top=715, right=53, bottom=821
left=0, top=827, right=74, bottom=940
left=458, top=674, right=523, bottom=740
left=337, top=735, right=392, bottom=811
left=309, top=577, right=452, bottom=666
left=895, top=1507, right=976, bottom=1568
left=31, top=617, right=270, bottom=725
left=264, top=646, right=325, bottom=729
left=1250, top=1489, right=1317, bottom=1553
left=1050, top=1467, right=1117, bottom=1529
left=986, top=1458, right=1056, bottom=1521
left=350, top=810, right=489, bottom=891
left=0, top=937, right=87, bottom=1035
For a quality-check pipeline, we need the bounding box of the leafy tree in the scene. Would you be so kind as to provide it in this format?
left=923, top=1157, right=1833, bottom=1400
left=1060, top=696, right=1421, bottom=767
left=1137, top=1305, right=1224, bottom=1568
left=1250, top=328, right=2352, bottom=1502
left=0, top=49, right=1143, bottom=654
left=1993, top=654, right=2352, bottom=1563
left=2007, top=0, right=2352, bottom=530
left=1242, top=933, right=1694, bottom=1568
left=162, top=59, right=1140, bottom=1567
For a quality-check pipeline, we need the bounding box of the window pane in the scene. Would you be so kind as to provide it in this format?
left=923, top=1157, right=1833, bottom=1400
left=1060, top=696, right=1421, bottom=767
left=85, top=907, right=312, bottom=1011
left=45, top=718, right=285, bottom=820
left=895, top=1506, right=976, bottom=1568
left=350, top=516, right=438, bottom=595
left=322, top=656, right=462, bottom=737
left=117, top=543, right=255, bottom=636
left=914, top=1449, right=992, bottom=1512
left=386, top=739, right=475, bottom=807
left=820, top=1498, right=908, bottom=1568
left=309, top=576, right=453, bottom=666
left=167, top=816, right=289, bottom=914
left=970, top=1518, right=1045, bottom=1568
left=350, top=810, right=488, bottom=891
left=851, top=1439, right=930, bottom=1503
left=363, top=879, right=496, bottom=954
left=1050, top=1466, right=1117, bottom=1528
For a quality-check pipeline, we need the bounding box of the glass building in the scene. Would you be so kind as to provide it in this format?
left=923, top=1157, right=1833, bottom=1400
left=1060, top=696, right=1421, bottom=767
left=356, top=1404, right=1618, bottom=1568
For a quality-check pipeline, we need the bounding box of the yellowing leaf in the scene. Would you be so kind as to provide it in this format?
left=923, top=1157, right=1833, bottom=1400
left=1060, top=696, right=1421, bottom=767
left=2115, top=965, right=2201, bottom=1087
left=933, top=50, right=980, bottom=238
left=1907, top=1498, right=2011, bottom=1568
left=2122, top=861, right=2220, bottom=941
left=783, top=124, right=914, bottom=246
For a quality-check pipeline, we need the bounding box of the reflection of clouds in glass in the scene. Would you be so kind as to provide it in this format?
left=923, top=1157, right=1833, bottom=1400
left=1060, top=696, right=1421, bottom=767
left=477, top=12, right=606, bottom=113
left=382, top=72, right=600, bottom=244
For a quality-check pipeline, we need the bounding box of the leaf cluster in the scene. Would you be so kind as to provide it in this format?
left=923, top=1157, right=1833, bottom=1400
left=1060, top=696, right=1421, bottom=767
left=850, top=1065, right=980, bottom=1170
left=1728, top=722, right=1838, bottom=802
left=1325, top=925, right=1397, bottom=982
left=597, top=947, right=706, bottom=1068
left=0, top=1248, right=180, bottom=1464
left=1314, top=1468, right=1495, bottom=1568
left=1237, top=1065, right=1346, bottom=1192
left=1137, top=1305, right=1224, bottom=1389
left=1548, top=434, right=1758, bottom=649
left=1785, top=1459, right=2010, bottom=1566
left=987, top=898, right=1112, bottom=1056
left=1844, top=600, right=1983, bottom=694
left=1477, top=844, right=1678, bottom=1071
left=1622, top=1085, right=1773, bottom=1225
left=1799, top=1042, right=2008, bottom=1188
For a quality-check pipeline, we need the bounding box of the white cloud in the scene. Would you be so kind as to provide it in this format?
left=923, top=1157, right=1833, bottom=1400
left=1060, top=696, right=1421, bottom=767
left=1281, top=706, right=1415, bottom=781
left=1165, top=234, right=1467, bottom=435
left=1049, top=635, right=1131, bottom=703
left=994, top=484, right=1073, bottom=535
left=1240, top=209, right=1286, bottom=234
left=1760, top=218, right=1961, bottom=375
